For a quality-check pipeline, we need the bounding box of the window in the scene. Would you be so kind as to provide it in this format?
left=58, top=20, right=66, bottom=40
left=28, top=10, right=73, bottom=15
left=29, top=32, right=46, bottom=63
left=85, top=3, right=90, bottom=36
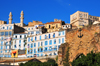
left=9, top=41, right=11, bottom=44
left=9, top=31, right=12, bottom=35
left=59, top=39, right=61, bottom=44
left=28, top=28, right=30, bottom=30
left=1, top=46, right=3, bottom=49
left=1, top=41, right=3, bottom=45
left=1, top=51, right=2, bottom=53
left=59, top=32, right=61, bottom=36
left=41, top=54, right=43, bottom=57
left=49, top=34, right=50, bottom=38
left=54, top=46, right=57, bottom=50
left=62, top=31, right=65, bottom=35
left=7, top=26, right=9, bottom=30
left=5, top=42, right=8, bottom=45
left=19, top=40, right=21, bottom=44
left=5, top=50, right=7, bottom=53
left=9, top=46, right=11, bottom=49
left=31, top=37, right=33, bottom=41
left=40, top=36, right=41, bottom=40
left=34, top=43, right=36, bottom=47
left=53, top=33, right=55, bottom=38
left=54, top=39, right=56, bottom=44
left=41, top=42, right=43, bottom=46
left=45, top=41, right=48, bottom=46
left=44, top=47, right=48, bottom=51
left=14, top=45, right=16, bottom=48
left=49, top=25, right=50, bottom=28
left=19, top=35, right=22, bottom=38
left=34, top=49, right=36, bottom=53
left=28, top=38, right=30, bottom=42
left=3, top=27, right=5, bottom=29
left=31, top=43, right=33, bottom=48
left=28, top=44, right=29, bottom=48
left=24, top=35, right=26, bottom=38
left=49, top=40, right=52, bottom=45
left=38, top=42, right=40, bottom=47
left=10, top=26, right=12, bottom=30
left=36, top=31, right=39, bottom=34
left=49, top=46, right=52, bottom=51
left=62, top=38, right=64, bottom=43
left=5, top=32, right=8, bottom=36
left=35, top=37, right=37, bottom=41
left=1, top=37, right=3, bottom=40
left=31, top=31, right=34, bottom=34
left=6, top=46, right=7, bottom=49
left=1, top=32, right=4, bottom=36
left=45, top=35, right=47, bottom=39
left=54, top=52, right=56, bottom=55
left=15, top=36, right=17, bottom=38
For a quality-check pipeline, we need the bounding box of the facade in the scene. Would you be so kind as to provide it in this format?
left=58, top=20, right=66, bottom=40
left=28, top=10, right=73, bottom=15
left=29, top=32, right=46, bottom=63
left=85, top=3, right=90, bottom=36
left=0, top=24, right=14, bottom=57
left=70, top=11, right=89, bottom=27
left=23, top=25, right=42, bottom=36
left=70, top=11, right=100, bottom=27
left=26, top=30, right=66, bottom=58
left=0, top=24, right=25, bottom=57
left=45, top=19, right=65, bottom=32
left=12, top=33, right=27, bottom=50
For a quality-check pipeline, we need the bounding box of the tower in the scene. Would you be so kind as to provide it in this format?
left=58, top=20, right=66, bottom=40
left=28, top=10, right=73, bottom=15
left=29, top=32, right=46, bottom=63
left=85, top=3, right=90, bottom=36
left=9, top=12, right=12, bottom=24
left=20, top=11, right=24, bottom=27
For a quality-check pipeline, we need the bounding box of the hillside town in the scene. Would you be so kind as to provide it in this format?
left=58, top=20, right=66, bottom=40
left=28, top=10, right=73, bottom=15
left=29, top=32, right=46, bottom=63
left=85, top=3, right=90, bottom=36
left=0, top=11, right=100, bottom=66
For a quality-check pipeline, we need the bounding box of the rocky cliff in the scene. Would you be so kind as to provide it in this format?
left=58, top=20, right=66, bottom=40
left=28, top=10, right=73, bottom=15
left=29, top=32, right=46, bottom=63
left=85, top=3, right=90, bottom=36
left=58, top=25, right=100, bottom=66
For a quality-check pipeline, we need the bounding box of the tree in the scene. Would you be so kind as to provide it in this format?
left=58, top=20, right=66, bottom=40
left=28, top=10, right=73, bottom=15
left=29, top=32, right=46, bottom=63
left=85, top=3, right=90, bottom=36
left=19, top=58, right=58, bottom=66
left=71, top=51, right=100, bottom=66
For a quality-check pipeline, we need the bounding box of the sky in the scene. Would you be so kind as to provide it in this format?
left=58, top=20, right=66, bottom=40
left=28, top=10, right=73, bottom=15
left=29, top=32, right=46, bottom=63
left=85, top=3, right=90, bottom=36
left=0, top=0, right=100, bottom=25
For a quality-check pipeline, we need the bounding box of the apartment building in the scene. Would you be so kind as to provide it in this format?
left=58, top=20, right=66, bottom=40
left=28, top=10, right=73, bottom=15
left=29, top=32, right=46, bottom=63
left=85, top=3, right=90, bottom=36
left=0, top=24, right=25, bottom=57
left=70, top=11, right=100, bottom=27
left=45, top=19, right=65, bottom=32
left=26, top=30, right=66, bottom=58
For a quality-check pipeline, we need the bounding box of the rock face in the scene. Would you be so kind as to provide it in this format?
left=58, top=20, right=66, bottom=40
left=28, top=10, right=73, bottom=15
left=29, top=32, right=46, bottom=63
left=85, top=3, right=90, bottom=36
left=58, top=25, right=100, bottom=66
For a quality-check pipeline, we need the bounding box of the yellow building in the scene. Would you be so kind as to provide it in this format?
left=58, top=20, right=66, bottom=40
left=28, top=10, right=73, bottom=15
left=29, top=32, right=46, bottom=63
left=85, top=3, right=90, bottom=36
left=45, top=19, right=65, bottom=32
left=0, top=20, right=7, bottom=25
left=28, top=21, right=42, bottom=26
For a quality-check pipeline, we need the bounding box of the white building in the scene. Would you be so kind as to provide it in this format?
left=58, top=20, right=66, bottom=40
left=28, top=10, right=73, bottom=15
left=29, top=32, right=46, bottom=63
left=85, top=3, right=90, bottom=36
left=26, top=30, right=66, bottom=58
left=0, top=24, right=14, bottom=57
left=12, top=33, right=27, bottom=50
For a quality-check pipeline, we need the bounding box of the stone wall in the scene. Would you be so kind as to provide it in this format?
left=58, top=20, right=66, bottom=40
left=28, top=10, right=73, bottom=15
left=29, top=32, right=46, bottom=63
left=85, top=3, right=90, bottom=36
left=58, top=25, right=100, bottom=66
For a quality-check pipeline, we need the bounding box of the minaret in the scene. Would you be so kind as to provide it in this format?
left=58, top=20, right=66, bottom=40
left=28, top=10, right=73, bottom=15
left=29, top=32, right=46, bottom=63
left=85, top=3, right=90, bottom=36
left=9, top=12, right=12, bottom=24
left=20, top=11, right=24, bottom=27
